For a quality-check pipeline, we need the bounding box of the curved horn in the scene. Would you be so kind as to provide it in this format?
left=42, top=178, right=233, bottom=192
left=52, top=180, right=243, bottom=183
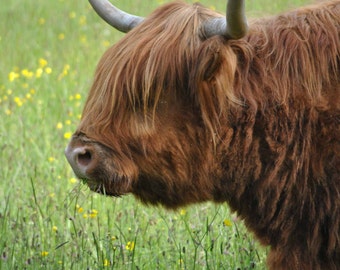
left=88, top=0, right=144, bottom=33
left=202, top=0, right=248, bottom=39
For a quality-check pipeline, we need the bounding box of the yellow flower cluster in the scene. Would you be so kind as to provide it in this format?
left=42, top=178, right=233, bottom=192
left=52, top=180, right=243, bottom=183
left=8, top=58, right=51, bottom=83
left=68, top=11, right=87, bottom=26
left=2, top=57, right=77, bottom=117
left=1, top=88, right=36, bottom=115
left=1, top=58, right=54, bottom=115
left=88, top=209, right=98, bottom=219
left=69, top=93, right=81, bottom=101
left=56, top=117, right=80, bottom=141
left=76, top=204, right=98, bottom=219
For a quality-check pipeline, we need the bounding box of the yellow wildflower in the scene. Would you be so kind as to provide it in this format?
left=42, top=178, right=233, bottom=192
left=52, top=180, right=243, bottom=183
left=45, top=67, right=52, bottom=74
left=56, top=122, right=63, bottom=129
left=36, top=68, right=43, bottom=78
left=180, top=209, right=186, bottom=216
left=41, top=251, right=49, bottom=257
left=38, top=18, right=45, bottom=25
left=102, top=40, right=111, bottom=47
left=69, top=11, right=76, bottom=19
left=76, top=204, right=84, bottom=213
left=80, top=35, right=87, bottom=44
left=8, top=71, right=20, bottom=82
left=126, top=241, right=135, bottom=251
left=64, top=132, right=72, bottom=139
left=21, top=69, right=34, bottom=78
left=39, top=58, right=48, bottom=68
left=52, top=226, right=58, bottom=232
left=89, top=209, right=98, bottom=218
left=75, top=93, right=81, bottom=100
left=70, top=177, right=78, bottom=184
left=63, top=64, right=70, bottom=74
left=103, top=259, right=110, bottom=266
left=58, top=33, right=65, bottom=40
left=79, top=15, right=86, bottom=26
left=14, top=97, right=23, bottom=107
left=58, top=65, right=70, bottom=80
left=223, top=219, right=232, bottom=227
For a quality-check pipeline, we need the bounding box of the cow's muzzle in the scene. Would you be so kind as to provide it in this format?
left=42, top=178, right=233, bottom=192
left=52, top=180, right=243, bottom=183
left=65, top=143, right=93, bottom=180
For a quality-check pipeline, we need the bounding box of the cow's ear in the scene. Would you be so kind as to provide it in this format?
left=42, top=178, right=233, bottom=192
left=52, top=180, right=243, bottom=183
left=190, top=37, right=238, bottom=137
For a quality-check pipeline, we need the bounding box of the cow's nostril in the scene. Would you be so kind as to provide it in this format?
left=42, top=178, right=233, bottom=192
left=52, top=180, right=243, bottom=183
left=77, top=151, right=92, bottom=167
left=65, top=144, right=94, bottom=179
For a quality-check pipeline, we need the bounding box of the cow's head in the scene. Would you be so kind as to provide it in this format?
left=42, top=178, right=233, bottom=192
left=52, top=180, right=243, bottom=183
left=65, top=0, right=247, bottom=208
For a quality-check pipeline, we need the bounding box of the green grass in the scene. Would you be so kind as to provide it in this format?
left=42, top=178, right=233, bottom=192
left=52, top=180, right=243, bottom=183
left=0, top=0, right=313, bottom=269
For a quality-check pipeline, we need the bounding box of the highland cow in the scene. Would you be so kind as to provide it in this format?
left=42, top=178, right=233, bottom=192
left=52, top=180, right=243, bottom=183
left=65, top=0, right=340, bottom=269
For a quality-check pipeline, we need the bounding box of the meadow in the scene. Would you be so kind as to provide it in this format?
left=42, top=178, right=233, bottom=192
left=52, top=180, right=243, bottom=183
left=0, top=0, right=313, bottom=269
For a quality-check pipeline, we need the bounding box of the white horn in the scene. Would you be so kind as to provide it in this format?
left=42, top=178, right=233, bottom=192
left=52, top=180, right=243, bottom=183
left=89, top=0, right=144, bottom=33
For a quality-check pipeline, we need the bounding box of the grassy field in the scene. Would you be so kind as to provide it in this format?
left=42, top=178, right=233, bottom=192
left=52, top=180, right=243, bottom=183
left=1, top=0, right=313, bottom=269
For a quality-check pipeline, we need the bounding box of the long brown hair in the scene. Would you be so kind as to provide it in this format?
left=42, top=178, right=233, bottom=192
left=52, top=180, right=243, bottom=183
left=78, top=1, right=339, bottom=146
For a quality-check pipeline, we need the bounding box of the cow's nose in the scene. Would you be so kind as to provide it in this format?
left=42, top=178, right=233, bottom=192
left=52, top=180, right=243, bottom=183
left=65, top=144, right=93, bottom=179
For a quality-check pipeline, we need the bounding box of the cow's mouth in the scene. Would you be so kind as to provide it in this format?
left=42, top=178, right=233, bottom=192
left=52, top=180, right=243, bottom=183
left=80, top=174, right=130, bottom=197
left=65, top=134, right=135, bottom=197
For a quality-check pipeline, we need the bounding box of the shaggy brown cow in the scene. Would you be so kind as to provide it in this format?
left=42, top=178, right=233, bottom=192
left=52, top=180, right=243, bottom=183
left=65, top=0, right=340, bottom=269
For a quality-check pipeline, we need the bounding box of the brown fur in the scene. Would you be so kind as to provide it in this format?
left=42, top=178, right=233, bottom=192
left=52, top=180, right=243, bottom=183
left=68, top=1, right=340, bottom=269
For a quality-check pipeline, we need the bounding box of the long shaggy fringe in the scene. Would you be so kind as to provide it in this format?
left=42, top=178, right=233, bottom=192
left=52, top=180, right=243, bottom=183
left=79, top=1, right=339, bottom=146
left=78, top=2, right=239, bottom=145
